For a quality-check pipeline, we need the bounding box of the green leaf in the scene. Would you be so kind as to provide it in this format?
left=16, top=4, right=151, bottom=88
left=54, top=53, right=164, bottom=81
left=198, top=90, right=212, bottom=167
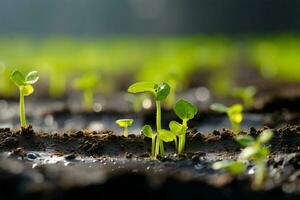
left=257, top=130, right=273, bottom=144
left=141, top=125, right=153, bottom=138
left=25, top=71, right=39, bottom=84
left=128, top=82, right=156, bottom=95
left=254, top=147, right=270, bottom=159
left=155, top=82, right=170, bottom=101
left=174, top=99, right=198, bottom=121
left=22, top=85, right=34, bottom=96
left=10, top=70, right=26, bottom=86
left=158, top=129, right=176, bottom=142
left=235, top=135, right=255, bottom=147
left=239, top=146, right=259, bottom=160
left=210, top=103, right=228, bottom=113
left=227, top=104, right=243, bottom=124
left=169, top=120, right=187, bottom=136
left=212, top=160, right=245, bottom=174
left=115, top=119, right=134, bottom=127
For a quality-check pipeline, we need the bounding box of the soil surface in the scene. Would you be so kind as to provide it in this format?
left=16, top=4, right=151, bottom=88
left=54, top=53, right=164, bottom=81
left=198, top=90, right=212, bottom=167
left=1, top=125, right=300, bottom=200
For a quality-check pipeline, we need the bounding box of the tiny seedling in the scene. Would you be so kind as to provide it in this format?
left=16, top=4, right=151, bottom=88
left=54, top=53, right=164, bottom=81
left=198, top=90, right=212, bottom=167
left=129, top=81, right=170, bottom=157
left=210, top=103, right=243, bottom=131
left=73, top=74, right=98, bottom=111
left=170, top=99, right=198, bottom=154
left=10, top=70, right=39, bottom=126
left=212, top=160, right=245, bottom=175
left=235, top=129, right=273, bottom=189
left=233, top=86, right=256, bottom=108
left=115, top=119, right=134, bottom=137
left=142, top=125, right=176, bottom=157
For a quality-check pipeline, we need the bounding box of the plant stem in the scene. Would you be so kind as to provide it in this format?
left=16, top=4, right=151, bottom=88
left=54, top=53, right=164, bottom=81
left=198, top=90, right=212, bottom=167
left=19, top=87, right=26, bottom=126
left=174, top=137, right=178, bottom=151
left=151, top=135, right=156, bottom=157
left=156, top=101, right=161, bottom=131
left=124, top=126, right=128, bottom=137
left=254, top=160, right=266, bottom=189
left=155, top=137, right=160, bottom=157
left=84, top=89, right=93, bottom=111
left=178, top=119, right=188, bottom=154
left=155, top=101, right=164, bottom=157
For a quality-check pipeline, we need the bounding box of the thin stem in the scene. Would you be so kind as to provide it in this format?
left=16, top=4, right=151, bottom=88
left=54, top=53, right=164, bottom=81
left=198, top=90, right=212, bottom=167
left=156, top=101, right=161, bottom=131
left=124, top=126, right=128, bottom=137
left=84, top=89, right=93, bottom=111
left=155, top=137, right=160, bottom=158
left=159, top=140, right=165, bottom=157
left=151, top=135, right=156, bottom=157
left=19, top=87, right=26, bottom=126
left=178, top=119, right=188, bottom=154
left=254, top=160, right=266, bottom=189
left=174, top=137, right=178, bottom=151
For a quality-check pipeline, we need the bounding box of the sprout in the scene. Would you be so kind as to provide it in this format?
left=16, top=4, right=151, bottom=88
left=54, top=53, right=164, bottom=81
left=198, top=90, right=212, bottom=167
left=73, top=74, right=98, bottom=111
left=129, top=81, right=171, bottom=158
left=212, top=160, right=245, bottom=175
left=233, top=86, right=256, bottom=108
left=235, top=129, right=273, bottom=189
left=170, top=99, right=198, bottom=154
left=10, top=70, right=39, bottom=126
left=210, top=103, right=243, bottom=131
left=115, top=119, right=134, bottom=137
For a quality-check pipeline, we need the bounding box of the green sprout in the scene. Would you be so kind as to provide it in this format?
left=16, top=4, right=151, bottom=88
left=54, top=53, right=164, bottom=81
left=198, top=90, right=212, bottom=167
left=142, top=125, right=176, bottom=157
left=210, top=103, right=243, bottom=131
left=170, top=99, right=198, bottom=154
left=73, top=74, right=98, bottom=111
left=10, top=70, right=39, bottom=126
left=233, top=86, right=256, bottom=108
left=235, top=129, right=273, bottom=189
left=115, top=119, right=134, bottom=137
left=212, top=160, right=245, bottom=175
left=128, top=81, right=171, bottom=158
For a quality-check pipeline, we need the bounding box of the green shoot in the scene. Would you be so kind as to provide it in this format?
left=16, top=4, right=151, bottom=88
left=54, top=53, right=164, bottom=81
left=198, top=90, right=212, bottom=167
left=115, top=119, right=134, bottom=137
left=233, top=86, right=256, bottom=108
left=129, top=81, right=170, bottom=158
left=210, top=103, right=243, bottom=131
left=235, top=129, right=273, bottom=189
left=10, top=70, right=39, bottom=126
left=212, top=160, right=245, bottom=175
left=170, top=99, right=198, bottom=154
left=73, top=74, right=98, bottom=111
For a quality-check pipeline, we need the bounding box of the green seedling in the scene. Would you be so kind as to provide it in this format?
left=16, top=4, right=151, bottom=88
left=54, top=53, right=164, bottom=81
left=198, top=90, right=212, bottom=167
left=10, top=70, right=39, bottom=126
left=115, top=119, right=134, bottom=137
left=233, top=86, right=256, bottom=108
left=235, top=129, right=273, bottom=189
left=170, top=99, right=198, bottom=154
left=142, top=125, right=176, bottom=157
left=73, top=74, right=98, bottom=111
left=129, top=81, right=171, bottom=158
left=210, top=103, right=243, bottom=131
left=212, top=160, right=245, bottom=175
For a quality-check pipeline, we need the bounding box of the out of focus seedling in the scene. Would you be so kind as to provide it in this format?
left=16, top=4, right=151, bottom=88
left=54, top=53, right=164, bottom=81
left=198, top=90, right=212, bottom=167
left=212, top=160, right=245, bottom=175
left=170, top=99, right=198, bottom=154
left=142, top=125, right=175, bottom=157
left=233, top=86, right=256, bottom=108
left=129, top=81, right=171, bottom=158
left=210, top=103, right=243, bottom=131
left=115, top=119, right=134, bottom=137
left=235, top=129, right=273, bottom=189
left=73, top=74, right=98, bottom=111
left=10, top=70, right=39, bottom=126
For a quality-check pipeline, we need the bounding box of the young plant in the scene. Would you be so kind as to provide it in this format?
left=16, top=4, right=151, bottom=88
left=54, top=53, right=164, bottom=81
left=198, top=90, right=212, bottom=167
left=142, top=125, right=176, bottom=157
left=10, top=70, right=39, bottom=126
left=212, top=160, right=245, bottom=175
left=73, top=74, right=98, bottom=111
left=128, top=81, right=171, bottom=158
left=170, top=99, right=198, bottom=154
left=210, top=103, right=243, bottom=131
left=233, top=86, right=256, bottom=108
left=235, top=129, right=273, bottom=189
left=115, top=119, right=134, bottom=137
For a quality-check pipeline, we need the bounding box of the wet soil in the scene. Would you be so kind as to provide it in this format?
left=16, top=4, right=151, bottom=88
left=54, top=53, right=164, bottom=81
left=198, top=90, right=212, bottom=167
left=1, top=125, right=300, bottom=199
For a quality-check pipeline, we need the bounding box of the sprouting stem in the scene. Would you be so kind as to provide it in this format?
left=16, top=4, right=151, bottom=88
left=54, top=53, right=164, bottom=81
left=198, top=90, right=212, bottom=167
left=84, top=89, right=93, bottom=110
left=19, top=86, right=26, bottom=126
left=156, top=101, right=161, bottom=131
left=151, top=136, right=156, bottom=157
left=178, top=119, right=188, bottom=154
left=124, top=126, right=128, bottom=137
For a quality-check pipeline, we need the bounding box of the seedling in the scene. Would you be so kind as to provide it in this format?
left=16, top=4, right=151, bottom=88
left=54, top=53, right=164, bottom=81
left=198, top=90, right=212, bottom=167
left=73, top=74, right=98, bottom=111
left=212, top=160, right=245, bottom=175
left=115, top=119, right=134, bottom=137
left=235, top=129, right=273, bottom=189
left=210, top=103, right=243, bottom=131
left=233, top=86, right=256, bottom=108
left=170, top=99, right=198, bottom=154
left=10, top=70, right=39, bottom=126
left=142, top=125, right=176, bottom=157
left=128, top=81, right=170, bottom=157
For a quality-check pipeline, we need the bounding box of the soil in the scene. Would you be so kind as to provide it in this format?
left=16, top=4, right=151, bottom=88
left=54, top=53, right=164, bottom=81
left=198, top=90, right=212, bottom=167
left=0, top=125, right=300, bottom=199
